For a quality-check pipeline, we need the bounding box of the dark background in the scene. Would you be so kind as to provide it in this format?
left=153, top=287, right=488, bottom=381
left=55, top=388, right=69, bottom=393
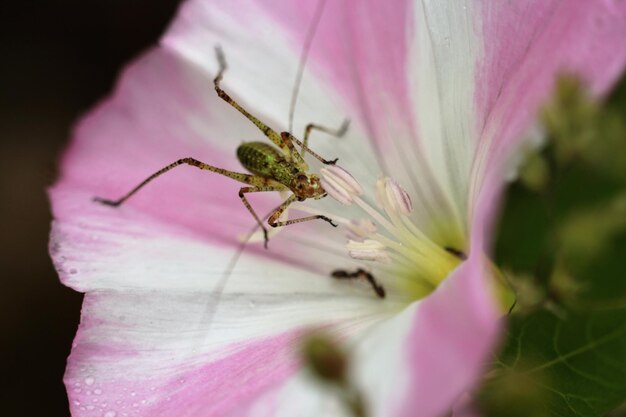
left=1, top=2, right=181, bottom=415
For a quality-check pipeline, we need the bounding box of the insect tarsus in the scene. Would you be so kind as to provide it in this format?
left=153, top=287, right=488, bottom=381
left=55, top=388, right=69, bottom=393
left=331, top=268, right=386, bottom=299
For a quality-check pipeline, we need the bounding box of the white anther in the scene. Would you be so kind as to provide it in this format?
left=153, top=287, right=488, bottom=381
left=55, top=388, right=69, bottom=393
left=375, top=177, right=413, bottom=216
left=346, top=219, right=377, bottom=241
left=346, top=239, right=391, bottom=263
left=385, top=178, right=413, bottom=216
left=320, top=165, right=363, bottom=206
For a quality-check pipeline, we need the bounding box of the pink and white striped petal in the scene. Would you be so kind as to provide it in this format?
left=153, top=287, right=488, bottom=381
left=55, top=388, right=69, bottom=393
left=49, top=46, right=394, bottom=417
left=50, top=1, right=626, bottom=417
left=220, top=250, right=498, bottom=417
left=472, top=0, right=626, bottom=207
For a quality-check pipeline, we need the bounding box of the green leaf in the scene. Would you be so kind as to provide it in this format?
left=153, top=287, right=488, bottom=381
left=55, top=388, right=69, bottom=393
left=483, top=74, right=626, bottom=417
left=486, top=309, right=626, bottom=417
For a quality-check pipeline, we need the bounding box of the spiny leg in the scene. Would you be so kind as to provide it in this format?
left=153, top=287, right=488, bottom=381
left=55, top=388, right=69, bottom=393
left=94, top=157, right=263, bottom=207
left=300, top=119, right=350, bottom=160
left=331, top=268, right=386, bottom=299
left=238, top=186, right=286, bottom=249
left=280, top=131, right=336, bottom=166
left=267, top=194, right=338, bottom=230
left=213, top=47, right=290, bottom=155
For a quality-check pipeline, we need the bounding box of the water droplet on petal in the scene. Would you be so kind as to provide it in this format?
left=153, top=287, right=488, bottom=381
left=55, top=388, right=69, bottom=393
left=104, top=411, right=117, bottom=417
left=85, top=376, right=95, bottom=386
left=94, top=389, right=102, bottom=395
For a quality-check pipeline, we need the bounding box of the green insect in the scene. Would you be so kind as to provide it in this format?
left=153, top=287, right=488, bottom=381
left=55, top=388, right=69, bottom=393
left=94, top=47, right=347, bottom=247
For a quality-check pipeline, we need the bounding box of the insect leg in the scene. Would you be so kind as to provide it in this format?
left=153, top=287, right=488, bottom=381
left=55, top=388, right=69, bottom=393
left=280, top=131, right=335, bottom=166
left=238, top=185, right=287, bottom=248
left=300, top=119, right=349, bottom=160
left=331, top=268, right=386, bottom=299
left=268, top=194, right=338, bottom=228
left=213, top=47, right=291, bottom=155
left=94, top=157, right=264, bottom=207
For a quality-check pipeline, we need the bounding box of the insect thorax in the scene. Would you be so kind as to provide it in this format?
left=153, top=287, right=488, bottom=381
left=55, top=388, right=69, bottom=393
left=237, top=141, right=296, bottom=186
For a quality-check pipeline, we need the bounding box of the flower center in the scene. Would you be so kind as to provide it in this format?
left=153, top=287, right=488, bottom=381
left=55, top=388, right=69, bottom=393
left=320, top=165, right=465, bottom=300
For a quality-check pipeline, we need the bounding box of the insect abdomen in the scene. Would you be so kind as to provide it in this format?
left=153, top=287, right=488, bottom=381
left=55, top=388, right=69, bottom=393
left=237, top=142, right=293, bottom=185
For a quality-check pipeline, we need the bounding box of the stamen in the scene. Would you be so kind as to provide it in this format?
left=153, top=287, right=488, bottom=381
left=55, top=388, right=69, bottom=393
left=315, top=167, right=463, bottom=297
left=346, top=239, right=391, bottom=263
left=320, top=165, right=363, bottom=206
left=345, top=219, right=377, bottom=241
left=376, top=177, right=413, bottom=217
left=384, top=178, right=413, bottom=216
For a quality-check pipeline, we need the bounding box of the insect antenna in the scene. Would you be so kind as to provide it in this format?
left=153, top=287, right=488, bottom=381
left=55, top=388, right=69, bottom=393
left=197, top=206, right=282, bottom=341
left=288, top=0, right=328, bottom=134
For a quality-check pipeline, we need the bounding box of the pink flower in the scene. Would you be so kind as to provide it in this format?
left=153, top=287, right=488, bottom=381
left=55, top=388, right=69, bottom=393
left=49, top=1, right=626, bottom=416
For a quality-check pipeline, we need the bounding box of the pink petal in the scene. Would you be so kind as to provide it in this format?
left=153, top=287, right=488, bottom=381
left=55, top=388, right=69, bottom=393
left=64, top=287, right=390, bottom=417
left=59, top=225, right=395, bottom=417
left=55, top=48, right=270, bottom=246
left=400, top=252, right=499, bottom=417
left=213, top=250, right=499, bottom=417
left=474, top=0, right=626, bottom=187
left=52, top=45, right=365, bottom=278
left=50, top=47, right=397, bottom=417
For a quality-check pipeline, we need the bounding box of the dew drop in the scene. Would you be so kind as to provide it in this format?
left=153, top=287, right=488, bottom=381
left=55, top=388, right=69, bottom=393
left=130, top=391, right=136, bottom=397
left=73, top=388, right=82, bottom=393
left=104, top=411, right=117, bottom=417
left=86, top=405, right=95, bottom=411
left=94, top=389, right=102, bottom=395
left=85, top=376, right=95, bottom=386
left=73, top=400, right=81, bottom=406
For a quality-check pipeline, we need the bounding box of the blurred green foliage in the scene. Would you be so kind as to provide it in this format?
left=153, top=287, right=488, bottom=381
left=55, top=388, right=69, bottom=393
left=479, top=74, right=626, bottom=417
